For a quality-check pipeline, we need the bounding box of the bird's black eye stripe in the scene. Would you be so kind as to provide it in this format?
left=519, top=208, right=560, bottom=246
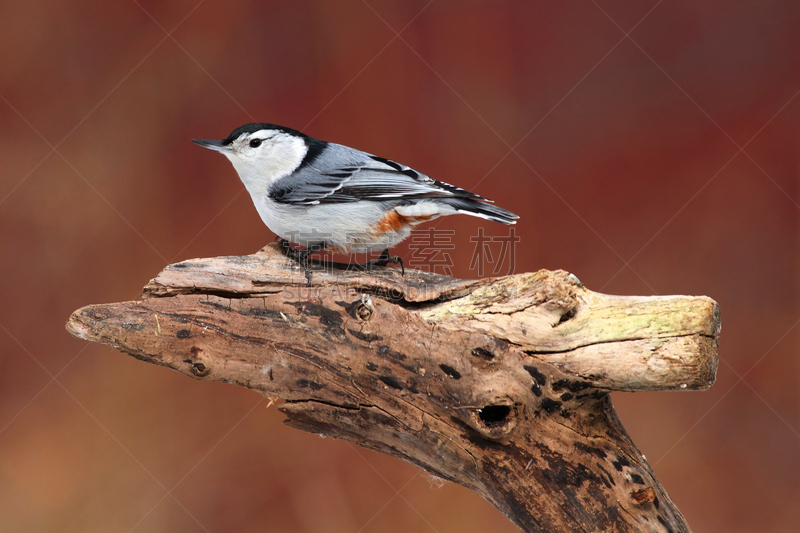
left=249, top=138, right=262, bottom=148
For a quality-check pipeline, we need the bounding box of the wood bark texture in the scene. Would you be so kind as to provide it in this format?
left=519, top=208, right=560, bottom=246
left=66, top=243, right=720, bottom=532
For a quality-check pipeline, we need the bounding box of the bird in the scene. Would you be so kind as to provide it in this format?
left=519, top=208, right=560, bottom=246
left=192, top=123, right=518, bottom=285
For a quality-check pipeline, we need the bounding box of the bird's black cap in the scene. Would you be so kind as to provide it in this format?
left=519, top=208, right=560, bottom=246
left=222, top=123, right=311, bottom=145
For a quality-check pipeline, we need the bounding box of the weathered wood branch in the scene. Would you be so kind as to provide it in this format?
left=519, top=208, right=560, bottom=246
left=66, top=243, right=719, bottom=532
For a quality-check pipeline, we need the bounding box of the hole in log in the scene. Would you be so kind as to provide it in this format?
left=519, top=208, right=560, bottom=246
left=554, top=307, right=576, bottom=327
left=523, top=365, right=547, bottom=386
left=185, top=349, right=211, bottom=377
left=189, top=361, right=210, bottom=377
left=470, top=401, right=518, bottom=439
left=541, top=398, right=562, bottom=413
left=478, top=405, right=511, bottom=426
left=344, top=297, right=374, bottom=321
left=439, top=364, right=461, bottom=379
left=355, top=303, right=372, bottom=321
left=379, top=375, right=403, bottom=390
left=470, top=347, right=494, bottom=360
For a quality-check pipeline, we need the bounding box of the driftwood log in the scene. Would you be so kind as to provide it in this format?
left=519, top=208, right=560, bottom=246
left=66, top=243, right=720, bottom=532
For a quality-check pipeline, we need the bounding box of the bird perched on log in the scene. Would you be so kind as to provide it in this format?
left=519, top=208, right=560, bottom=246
left=193, top=123, right=518, bottom=285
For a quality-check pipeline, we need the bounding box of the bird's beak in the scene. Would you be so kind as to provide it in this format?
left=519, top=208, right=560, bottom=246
left=191, top=139, right=231, bottom=153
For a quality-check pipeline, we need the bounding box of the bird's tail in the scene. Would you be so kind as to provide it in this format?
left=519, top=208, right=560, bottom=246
left=439, top=198, right=519, bottom=225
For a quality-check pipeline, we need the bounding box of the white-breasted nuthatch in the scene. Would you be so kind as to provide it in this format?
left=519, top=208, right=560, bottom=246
left=193, top=123, right=518, bottom=284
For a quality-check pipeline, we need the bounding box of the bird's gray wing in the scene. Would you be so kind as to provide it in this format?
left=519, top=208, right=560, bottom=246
left=268, top=143, right=489, bottom=205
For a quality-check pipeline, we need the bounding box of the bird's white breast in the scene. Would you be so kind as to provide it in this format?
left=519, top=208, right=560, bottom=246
left=249, top=195, right=408, bottom=253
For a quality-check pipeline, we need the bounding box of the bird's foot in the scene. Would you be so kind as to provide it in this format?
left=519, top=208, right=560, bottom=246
left=278, top=238, right=304, bottom=261
left=363, top=249, right=405, bottom=276
left=277, top=239, right=321, bottom=287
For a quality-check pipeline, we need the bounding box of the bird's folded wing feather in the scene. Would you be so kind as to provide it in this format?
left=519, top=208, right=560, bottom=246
left=268, top=143, right=490, bottom=205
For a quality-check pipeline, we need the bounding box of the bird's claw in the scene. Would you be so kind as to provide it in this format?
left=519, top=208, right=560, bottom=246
left=277, top=238, right=318, bottom=286
left=363, top=249, right=405, bottom=276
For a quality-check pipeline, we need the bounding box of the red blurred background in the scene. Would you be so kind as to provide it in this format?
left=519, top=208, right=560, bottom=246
left=2, top=1, right=799, bottom=531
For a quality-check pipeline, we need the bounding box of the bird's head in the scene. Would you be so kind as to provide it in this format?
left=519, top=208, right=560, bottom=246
left=192, top=123, right=311, bottom=196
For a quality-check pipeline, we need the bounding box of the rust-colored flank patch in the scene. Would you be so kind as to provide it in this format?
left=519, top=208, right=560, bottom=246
left=374, top=210, right=434, bottom=235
